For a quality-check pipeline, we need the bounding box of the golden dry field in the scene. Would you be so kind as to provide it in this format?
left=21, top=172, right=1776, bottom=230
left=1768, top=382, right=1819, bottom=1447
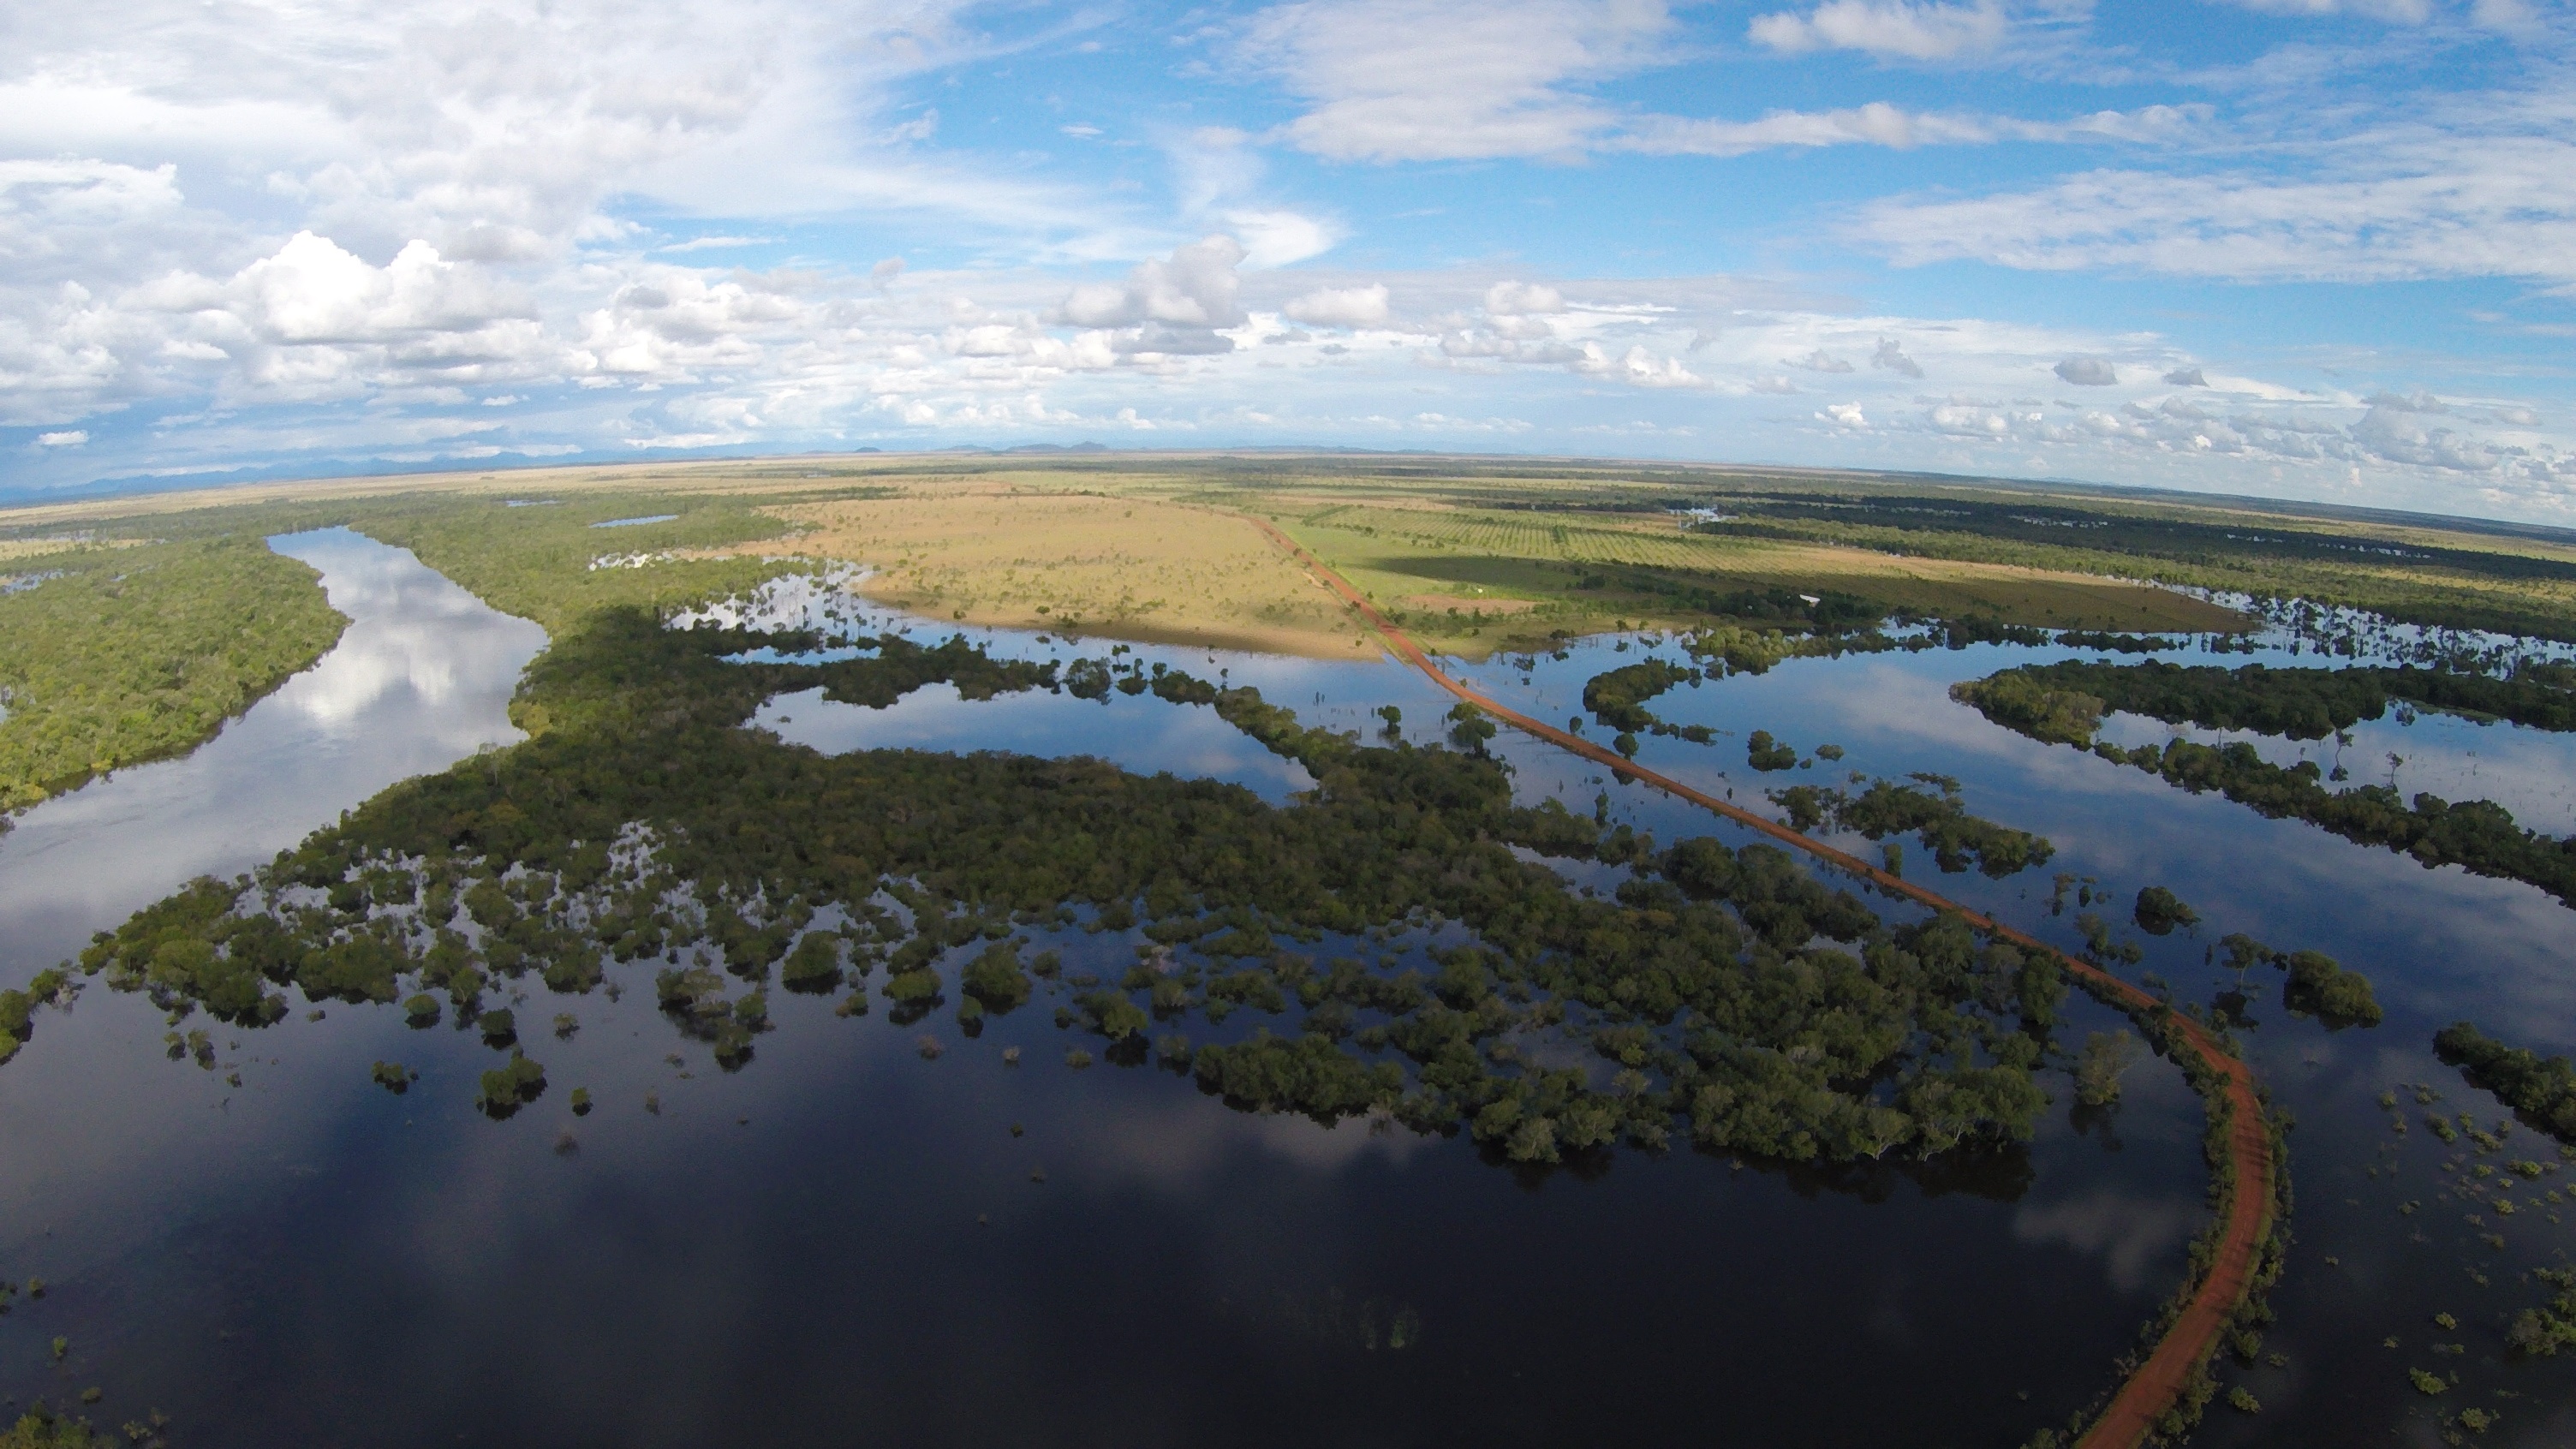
left=1226, top=494, right=2245, bottom=652
left=0, top=535, right=145, bottom=564
left=724, top=484, right=1389, bottom=659
left=17, top=449, right=2576, bottom=653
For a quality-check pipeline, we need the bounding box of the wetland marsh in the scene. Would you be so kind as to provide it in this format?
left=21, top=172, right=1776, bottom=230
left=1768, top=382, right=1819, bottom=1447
left=5, top=461, right=2576, bottom=1446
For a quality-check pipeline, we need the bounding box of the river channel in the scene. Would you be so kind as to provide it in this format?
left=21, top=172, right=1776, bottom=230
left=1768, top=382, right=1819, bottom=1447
left=1, top=542, right=2569, bottom=1446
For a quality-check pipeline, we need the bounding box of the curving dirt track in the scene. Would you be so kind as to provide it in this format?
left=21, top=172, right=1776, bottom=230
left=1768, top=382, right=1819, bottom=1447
left=1247, top=515, right=2274, bottom=1449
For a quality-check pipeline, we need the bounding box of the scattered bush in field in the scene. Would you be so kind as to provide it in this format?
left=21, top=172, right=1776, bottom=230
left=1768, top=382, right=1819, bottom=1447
left=370, top=1061, right=411, bottom=1094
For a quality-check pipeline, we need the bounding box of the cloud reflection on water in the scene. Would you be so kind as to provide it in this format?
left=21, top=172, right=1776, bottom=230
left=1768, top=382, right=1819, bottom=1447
left=754, top=682, right=1319, bottom=805
left=2014, top=1189, right=2201, bottom=1293
left=0, top=527, right=544, bottom=975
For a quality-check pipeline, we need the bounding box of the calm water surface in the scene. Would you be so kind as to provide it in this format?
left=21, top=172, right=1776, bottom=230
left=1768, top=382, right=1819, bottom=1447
left=0, top=528, right=543, bottom=976
left=4, top=558, right=2572, bottom=1445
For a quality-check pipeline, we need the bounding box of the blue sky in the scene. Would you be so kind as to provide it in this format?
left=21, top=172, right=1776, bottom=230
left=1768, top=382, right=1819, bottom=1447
left=3, top=0, right=2571, bottom=521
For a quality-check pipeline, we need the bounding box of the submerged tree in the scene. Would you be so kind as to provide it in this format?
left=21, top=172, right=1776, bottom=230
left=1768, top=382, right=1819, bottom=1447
left=2074, top=1031, right=2142, bottom=1107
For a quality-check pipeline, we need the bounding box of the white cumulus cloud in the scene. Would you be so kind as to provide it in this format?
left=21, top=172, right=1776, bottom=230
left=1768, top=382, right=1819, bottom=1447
left=1241, top=0, right=1674, bottom=162
left=1058, top=236, right=1249, bottom=330
left=1747, top=0, right=2009, bottom=59
left=1283, top=283, right=1390, bottom=327
left=1485, top=280, right=1569, bottom=315
left=1853, top=86, right=2576, bottom=285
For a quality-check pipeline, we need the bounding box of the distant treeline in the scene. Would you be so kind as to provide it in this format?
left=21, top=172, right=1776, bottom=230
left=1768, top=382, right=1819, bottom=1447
left=1953, top=659, right=2576, bottom=745
left=0, top=535, right=348, bottom=818
left=1953, top=662, right=2576, bottom=909
left=1687, top=491, right=2576, bottom=642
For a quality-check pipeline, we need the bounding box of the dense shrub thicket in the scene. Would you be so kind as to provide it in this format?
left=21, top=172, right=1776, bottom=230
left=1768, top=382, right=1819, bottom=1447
left=1768, top=777, right=2055, bottom=879
left=2216, top=933, right=2381, bottom=1029
left=1953, top=659, right=2576, bottom=744
left=0, top=537, right=348, bottom=816
left=2435, top=1022, right=2576, bottom=1141
left=1580, top=658, right=1701, bottom=736
left=35, top=605, right=2078, bottom=1167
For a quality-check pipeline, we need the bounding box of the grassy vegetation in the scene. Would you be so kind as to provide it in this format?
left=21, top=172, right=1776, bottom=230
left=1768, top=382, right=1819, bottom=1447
left=1237, top=492, right=2239, bottom=656
left=721, top=485, right=1383, bottom=659
left=1685, top=487, right=2576, bottom=642
left=6, top=455, right=2266, bottom=675
left=19, top=448, right=2576, bottom=656
left=313, top=492, right=800, bottom=640
left=0, top=534, right=347, bottom=817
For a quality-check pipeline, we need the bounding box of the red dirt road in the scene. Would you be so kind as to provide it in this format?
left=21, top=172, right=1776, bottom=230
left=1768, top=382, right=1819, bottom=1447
left=1248, top=515, right=2275, bottom=1449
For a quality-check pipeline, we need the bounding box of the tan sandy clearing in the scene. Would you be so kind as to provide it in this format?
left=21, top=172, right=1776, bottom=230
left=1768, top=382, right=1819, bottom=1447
left=722, top=483, right=1392, bottom=659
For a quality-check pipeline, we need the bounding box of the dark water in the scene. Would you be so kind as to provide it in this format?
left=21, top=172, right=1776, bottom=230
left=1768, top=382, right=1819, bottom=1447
left=3, top=558, right=2569, bottom=1445
left=1437, top=631, right=2576, bottom=1448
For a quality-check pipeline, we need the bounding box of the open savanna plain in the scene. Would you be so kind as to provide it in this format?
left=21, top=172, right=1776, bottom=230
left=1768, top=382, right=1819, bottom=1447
left=15, top=445, right=2576, bottom=680
left=15, top=448, right=2576, bottom=804
left=23, top=450, right=2576, bottom=641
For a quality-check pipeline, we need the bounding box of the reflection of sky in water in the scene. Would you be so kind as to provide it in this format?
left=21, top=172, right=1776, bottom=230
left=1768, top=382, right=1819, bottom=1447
left=0, top=914, right=2193, bottom=1449
left=702, top=586, right=2576, bottom=1446
left=754, top=683, right=1318, bottom=805
left=2095, top=707, right=2576, bottom=838
left=0, top=528, right=545, bottom=976
left=1421, top=629, right=2576, bottom=1446
left=14, top=562, right=2576, bottom=1445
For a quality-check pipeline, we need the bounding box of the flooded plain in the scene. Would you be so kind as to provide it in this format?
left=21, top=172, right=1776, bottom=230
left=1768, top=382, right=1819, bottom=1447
left=3, top=548, right=2573, bottom=1446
